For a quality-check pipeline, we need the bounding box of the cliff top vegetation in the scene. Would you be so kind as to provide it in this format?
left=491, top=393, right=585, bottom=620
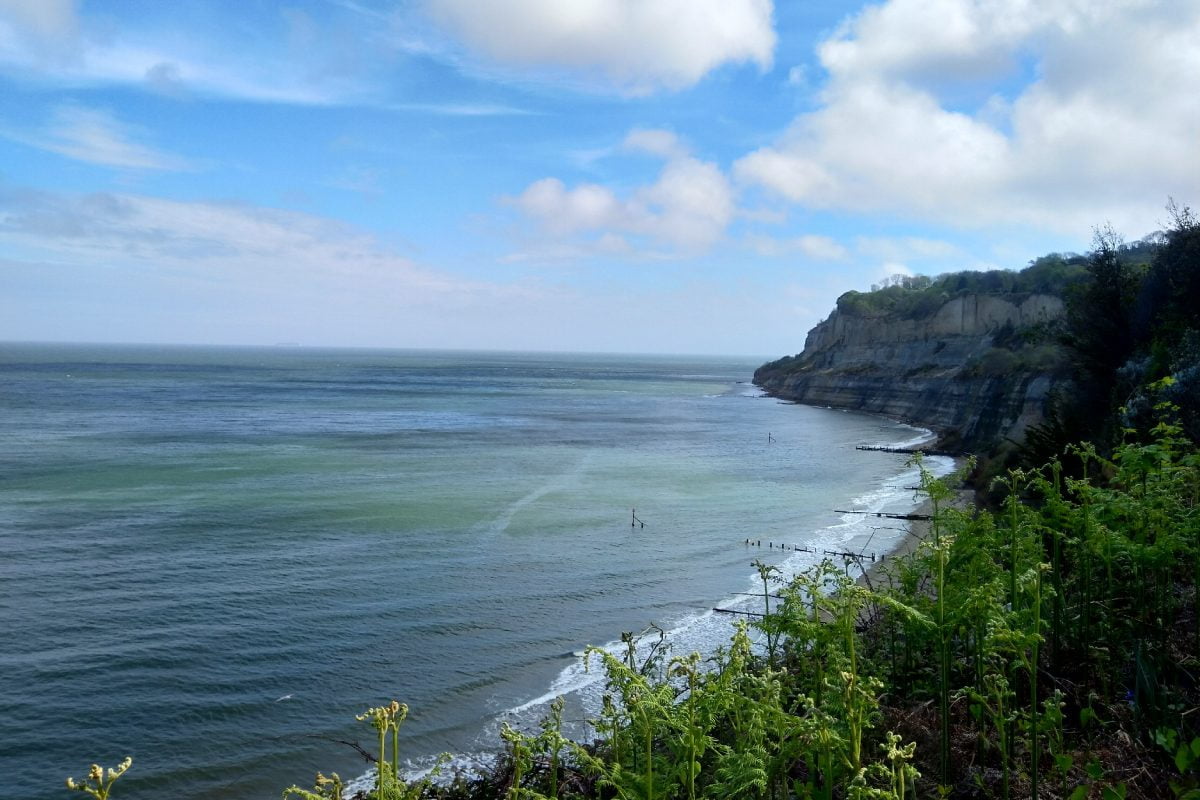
left=834, top=238, right=1159, bottom=320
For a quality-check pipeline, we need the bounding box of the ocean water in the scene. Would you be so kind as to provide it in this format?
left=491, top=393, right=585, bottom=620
left=0, top=344, right=951, bottom=800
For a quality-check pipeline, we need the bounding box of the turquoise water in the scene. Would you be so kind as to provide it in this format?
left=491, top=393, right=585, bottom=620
left=0, top=344, right=947, bottom=799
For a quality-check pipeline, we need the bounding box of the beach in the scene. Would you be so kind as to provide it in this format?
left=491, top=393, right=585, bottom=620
left=858, top=461, right=972, bottom=592
left=857, top=497, right=932, bottom=590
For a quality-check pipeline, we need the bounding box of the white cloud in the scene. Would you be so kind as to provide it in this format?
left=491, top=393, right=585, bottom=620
left=735, top=0, right=1200, bottom=235
left=746, top=233, right=849, bottom=260
left=623, top=128, right=687, bottom=160
left=818, top=0, right=1045, bottom=82
left=637, top=157, right=734, bottom=249
left=426, top=0, right=776, bottom=93
left=0, top=0, right=76, bottom=40
left=8, top=104, right=194, bottom=170
left=508, top=131, right=736, bottom=255
left=513, top=178, right=624, bottom=237
left=855, top=235, right=962, bottom=261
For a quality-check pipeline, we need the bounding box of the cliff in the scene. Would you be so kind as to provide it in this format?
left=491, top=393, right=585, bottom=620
left=754, top=291, right=1069, bottom=453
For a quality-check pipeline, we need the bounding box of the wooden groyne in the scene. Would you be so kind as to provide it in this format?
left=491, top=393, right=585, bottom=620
left=742, top=539, right=880, bottom=562
left=833, top=509, right=931, bottom=521
left=743, top=539, right=817, bottom=553
left=855, top=444, right=961, bottom=457
left=714, top=547, right=882, bottom=617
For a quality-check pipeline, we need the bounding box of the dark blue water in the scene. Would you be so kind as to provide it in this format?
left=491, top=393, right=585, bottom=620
left=0, top=344, right=944, bottom=799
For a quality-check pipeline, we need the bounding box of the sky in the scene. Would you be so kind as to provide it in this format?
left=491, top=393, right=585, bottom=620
left=0, top=1, right=1197, bottom=357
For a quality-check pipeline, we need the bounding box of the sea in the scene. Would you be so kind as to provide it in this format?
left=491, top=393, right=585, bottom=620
left=0, top=344, right=953, bottom=800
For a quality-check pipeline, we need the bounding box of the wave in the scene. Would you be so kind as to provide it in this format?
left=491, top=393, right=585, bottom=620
left=865, top=423, right=937, bottom=450
left=346, top=418, right=961, bottom=792
left=457, top=433, right=956, bottom=749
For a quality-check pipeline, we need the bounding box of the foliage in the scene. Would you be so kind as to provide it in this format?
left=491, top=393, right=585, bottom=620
left=65, top=758, right=132, bottom=800
left=282, top=771, right=345, bottom=800
left=1034, top=201, right=1200, bottom=454
left=555, top=419, right=1198, bottom=799
left=834, top=256, right=1088, bottom=322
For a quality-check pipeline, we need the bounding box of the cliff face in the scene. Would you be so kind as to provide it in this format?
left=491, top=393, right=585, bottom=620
left=754, top=293, right=1066, bottom=452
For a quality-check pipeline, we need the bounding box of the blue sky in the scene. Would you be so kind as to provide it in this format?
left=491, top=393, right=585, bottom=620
left=1, top=0, right=1197, bottom=356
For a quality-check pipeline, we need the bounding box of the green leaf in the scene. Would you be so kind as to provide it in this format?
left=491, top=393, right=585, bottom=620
left=1055, top=754, right=1074, bottom=773
left=1176, top=743, right=1194, bottom=774
left=1191, top=737, right=1200, bottom=758
left=1101, top=782, right=1127, bottom=800
left=1069, top=786, right=1089, bottom=800
left=1080, top=707, right=1099, bottom=729
left=1086, top=759, right=1105, bottom=780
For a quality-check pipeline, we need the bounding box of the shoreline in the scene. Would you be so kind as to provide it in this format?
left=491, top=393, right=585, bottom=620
left=377, top=430, right=961, bottom=792
left=857, top=496, right=933, bottom=591
left=858, top=457, right=970, bottom=591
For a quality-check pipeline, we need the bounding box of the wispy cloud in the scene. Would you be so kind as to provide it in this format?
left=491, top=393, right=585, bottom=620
left=385, top=101, right=537, bottom=116
left=0, top=104, right=193, bottom=170
left=51, top=104, right=190, bottom=170
left=0, top=185, right=517, bottom=347
left=0, top=4, right=374, bottom=107
left=325, top=165, right=384, bottom=198
left=0, top=2, right=537, bottom=112
left=745, top=233, right=849, bottom=261
left=0, top=185, right=453, bottom=289
left=855, top=235, right=962, bottom=262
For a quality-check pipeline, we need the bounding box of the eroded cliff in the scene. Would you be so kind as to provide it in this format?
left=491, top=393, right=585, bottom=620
left=754, top=292, right=1068, bottom=452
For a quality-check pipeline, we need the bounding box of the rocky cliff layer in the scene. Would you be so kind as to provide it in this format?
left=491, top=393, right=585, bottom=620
left=754, top=293, right=1067, bottom=452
